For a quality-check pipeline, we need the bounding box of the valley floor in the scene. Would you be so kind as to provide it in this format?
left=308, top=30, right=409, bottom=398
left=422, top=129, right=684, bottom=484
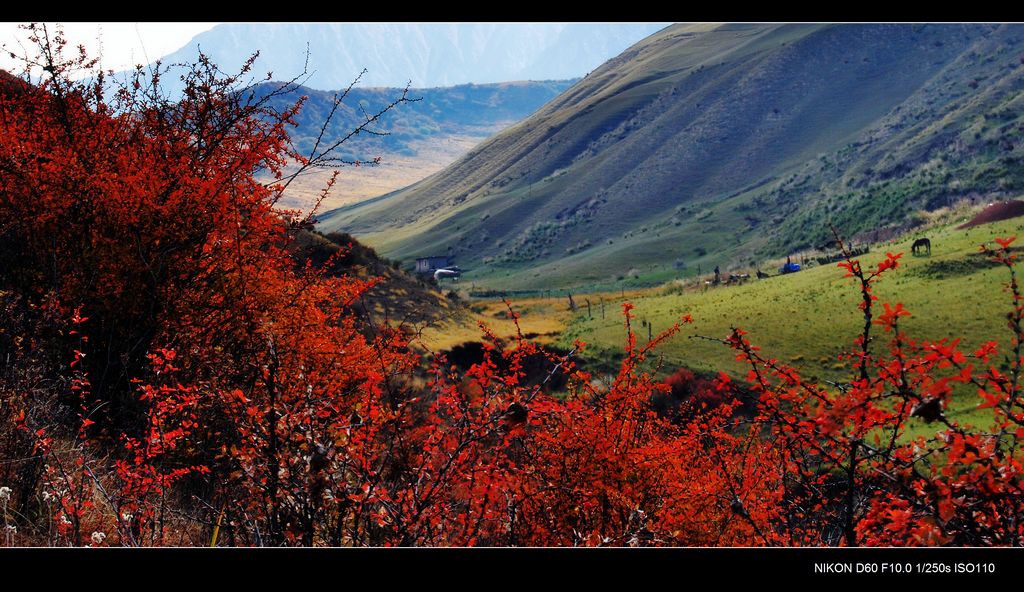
left=415, top=213, right=1024, bottom=437
left=274, top=134, right=487, bottom=214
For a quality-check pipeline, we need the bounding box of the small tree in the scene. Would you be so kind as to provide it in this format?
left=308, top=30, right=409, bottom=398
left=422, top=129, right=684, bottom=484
left=0, top=23, right=415, bottom=546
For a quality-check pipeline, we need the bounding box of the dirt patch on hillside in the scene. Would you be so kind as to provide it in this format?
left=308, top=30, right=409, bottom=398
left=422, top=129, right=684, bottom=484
left=958, top=200, right=1024, bottom=229
left=908, top=246, right=1024, bottom=280
left=908, top=252, right=1002, bottom=279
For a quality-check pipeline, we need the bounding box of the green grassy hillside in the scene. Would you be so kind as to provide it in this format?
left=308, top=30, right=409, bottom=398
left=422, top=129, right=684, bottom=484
left=559, top=216, right=1024, bottom=430
left=321, top=24, right=1024, bottom=292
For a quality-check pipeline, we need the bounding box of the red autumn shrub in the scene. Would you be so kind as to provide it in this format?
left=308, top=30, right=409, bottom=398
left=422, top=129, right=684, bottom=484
left=716, top=238, right=1024, bottom=546
left=1, top=25, right=1023, bottom=548
left=659, top=367, right=733, bottom=419
left=363, top=305, right=780, bottom=546
left=0, top=24, right=414, bottom=546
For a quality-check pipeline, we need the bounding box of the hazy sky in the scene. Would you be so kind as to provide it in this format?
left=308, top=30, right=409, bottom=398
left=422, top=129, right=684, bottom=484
left=0, top=22, right=218, bottom=73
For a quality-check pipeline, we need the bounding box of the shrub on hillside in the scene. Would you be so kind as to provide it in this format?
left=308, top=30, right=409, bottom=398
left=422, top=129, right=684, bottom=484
left=654, top=368, right=734, bottom=420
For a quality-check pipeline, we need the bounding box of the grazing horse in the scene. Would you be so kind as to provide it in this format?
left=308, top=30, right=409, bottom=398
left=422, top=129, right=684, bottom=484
left=912, top=237, right=931, bottom=256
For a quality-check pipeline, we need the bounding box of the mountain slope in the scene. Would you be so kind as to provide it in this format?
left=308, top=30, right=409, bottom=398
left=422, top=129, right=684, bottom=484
left=260, top=79, right=575, bottom=159
left=255, top=79, right=574, bottom=210
left=321, top=23, right=1024, bottom=290
left=152, top=23, right=669, bottom=90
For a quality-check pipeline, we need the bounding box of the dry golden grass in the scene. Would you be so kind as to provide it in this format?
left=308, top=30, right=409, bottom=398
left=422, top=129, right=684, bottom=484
left=414, top=296, right=576, bottom=351
left=274, top=135, right=484, bottom=214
